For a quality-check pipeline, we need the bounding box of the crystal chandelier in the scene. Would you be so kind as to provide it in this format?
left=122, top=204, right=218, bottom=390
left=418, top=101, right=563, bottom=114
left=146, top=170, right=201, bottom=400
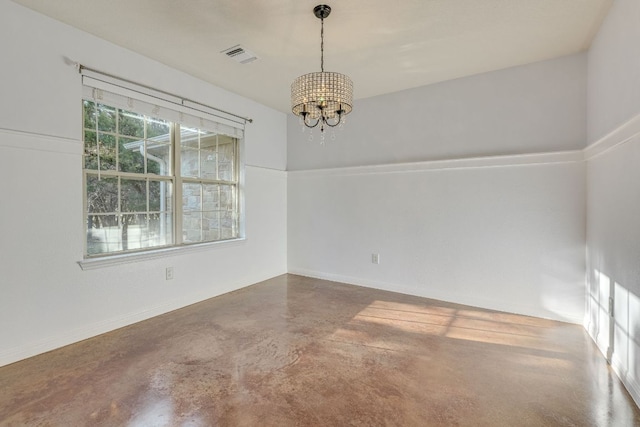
left=291, top=4, right=353, bottom=134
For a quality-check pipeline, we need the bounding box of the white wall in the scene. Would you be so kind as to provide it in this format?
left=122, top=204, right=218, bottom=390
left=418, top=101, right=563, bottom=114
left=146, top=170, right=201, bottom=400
left=288, top=155, right=586, bottom=323
left=287, top=53, right=588, bottom=323
left=585, top=0, right=640, bottom=407
left=587, top=0, right=640, bottom=143
left=288, top=53, right=587, bottom=170
left=0, top=0, right=287, bottom=366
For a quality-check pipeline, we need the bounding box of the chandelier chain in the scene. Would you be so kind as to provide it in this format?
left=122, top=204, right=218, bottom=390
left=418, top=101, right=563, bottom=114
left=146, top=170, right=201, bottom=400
left=320, top=17, right=324, bottom=72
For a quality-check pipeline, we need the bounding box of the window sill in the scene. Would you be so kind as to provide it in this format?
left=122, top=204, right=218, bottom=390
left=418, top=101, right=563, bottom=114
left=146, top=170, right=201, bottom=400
left=78, top=238, right=246, bottom=270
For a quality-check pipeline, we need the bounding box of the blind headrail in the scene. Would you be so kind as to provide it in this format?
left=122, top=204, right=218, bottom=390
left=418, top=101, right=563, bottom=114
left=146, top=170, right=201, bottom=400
left=77, top=64, right=253, bottom=124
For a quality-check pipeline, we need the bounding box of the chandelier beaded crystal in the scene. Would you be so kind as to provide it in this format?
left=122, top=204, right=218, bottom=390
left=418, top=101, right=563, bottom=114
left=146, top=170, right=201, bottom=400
left=291, top=5, right=353, bottom=134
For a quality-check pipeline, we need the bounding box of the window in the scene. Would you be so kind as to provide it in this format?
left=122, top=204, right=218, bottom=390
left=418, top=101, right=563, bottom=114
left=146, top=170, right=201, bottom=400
left=82, top=75, right=244, bottom=258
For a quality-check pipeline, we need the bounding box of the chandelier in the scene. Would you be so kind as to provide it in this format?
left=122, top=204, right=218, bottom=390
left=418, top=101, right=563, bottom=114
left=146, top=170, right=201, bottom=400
left=291, top=4, right=353, bottom=134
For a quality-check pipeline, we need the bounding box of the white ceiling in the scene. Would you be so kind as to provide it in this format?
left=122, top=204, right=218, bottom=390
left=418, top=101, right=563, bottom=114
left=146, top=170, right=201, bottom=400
left=13, top=0, right=612, bottom=113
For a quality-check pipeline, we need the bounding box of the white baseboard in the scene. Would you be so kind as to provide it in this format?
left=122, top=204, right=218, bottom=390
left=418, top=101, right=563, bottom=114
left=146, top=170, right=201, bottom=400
left=610, top=357, right=640, bottom=410
left=287, top=268, right=583, bottom=324
left=0, top=270, right=286, bottom=367
left=588, top=337, right=640, bottom=411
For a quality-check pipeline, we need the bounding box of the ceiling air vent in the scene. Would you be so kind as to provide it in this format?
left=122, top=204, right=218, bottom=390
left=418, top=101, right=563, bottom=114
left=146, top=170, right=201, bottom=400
left=221, top=45, right=258, bottom=64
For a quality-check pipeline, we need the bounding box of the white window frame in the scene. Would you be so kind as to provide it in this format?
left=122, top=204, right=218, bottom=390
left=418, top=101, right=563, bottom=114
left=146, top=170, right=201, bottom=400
left=78, top=68, right=247, bottom=269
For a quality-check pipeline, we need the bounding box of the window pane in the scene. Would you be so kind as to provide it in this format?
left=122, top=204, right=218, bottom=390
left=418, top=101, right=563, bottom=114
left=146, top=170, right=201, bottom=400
left=147, top=118, right=170, bottom=139
left=181, top=129, right=208, bottom=179
left=149, top=180, right=172, bottom=212
left=150, top=212, right=173, bottom=246
left=203, top=184, right=219, bottom=210
left=86, top=176, right=118, bottom=213
left=200, top=133, right=218, bottom=180
left=183, top=183, right=201, bottom=212
left=147, top=140, right=171, bottom=176
left=84, top=131, right=98, bottom=170
left=86, top=214, right=120, bottom=255
left=201, top=147, right=217, bottom=179
left=221, top=211, right=236, bottom=239
left=218, top=138, right=235, bottom=181
left=200, top=133, right=217, bottom=149
left=181, top=128, right=200, bottom=149
left=181, top=146, right=199, bottom=178
left=219, top=185, right=234, bottom=210
left=121, top=179, right=147, bottom=213
left=120, top=213, right=146, bottom=251
left=202, top=185, right=219, bottom=242
left=97, top=104, right=116, bottom=133
left=183, top=182, right=203, bottom=243
left=119, top=137, right=145, bottom=173
left=182, top=211, right=202, bottom=243
left=118, top=110, right=144, bottom=138
left=122, top=213, right=172, bottom=251
left=83, top=100, right=96, bottom=130
left=203, top=210, right=219, bottom=241
left=98, top=133, right=117, bottom=171
left=181, top=182, right=237, bottom=244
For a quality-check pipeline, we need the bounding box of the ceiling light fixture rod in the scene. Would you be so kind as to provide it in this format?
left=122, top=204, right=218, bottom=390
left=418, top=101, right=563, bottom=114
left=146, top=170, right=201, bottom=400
left=320, top=14, right=324, bottom=72
left=314, top=4, right=331, bottom=73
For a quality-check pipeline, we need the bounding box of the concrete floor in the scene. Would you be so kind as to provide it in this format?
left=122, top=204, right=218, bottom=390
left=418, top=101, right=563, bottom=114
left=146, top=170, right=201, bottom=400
left=1, top=274, right=639, bottom=426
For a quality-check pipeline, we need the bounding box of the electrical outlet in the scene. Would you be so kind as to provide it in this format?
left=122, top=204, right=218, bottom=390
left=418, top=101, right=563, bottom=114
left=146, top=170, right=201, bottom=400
left=166, top=267, right=174, bottom=280
left=372, top=253, right=380, bottom=264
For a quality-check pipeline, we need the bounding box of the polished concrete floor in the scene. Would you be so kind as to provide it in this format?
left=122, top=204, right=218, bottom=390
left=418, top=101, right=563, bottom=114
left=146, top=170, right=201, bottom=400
left=1, top=274, right=639, bottom=426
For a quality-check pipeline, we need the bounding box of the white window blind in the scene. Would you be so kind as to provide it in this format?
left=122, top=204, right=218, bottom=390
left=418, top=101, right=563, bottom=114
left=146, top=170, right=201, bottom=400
left=81, top=68, right=246, bottom=139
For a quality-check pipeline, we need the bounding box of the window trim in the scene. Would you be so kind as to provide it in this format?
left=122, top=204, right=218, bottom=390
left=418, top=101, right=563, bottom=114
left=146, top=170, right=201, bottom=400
left=77, top=236, right=247, bottom=270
